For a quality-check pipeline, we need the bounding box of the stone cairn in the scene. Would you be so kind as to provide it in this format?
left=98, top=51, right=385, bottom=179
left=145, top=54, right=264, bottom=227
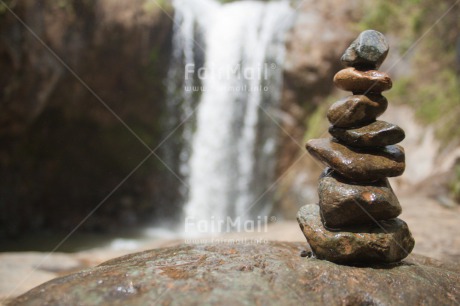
left=297, top=30, right=415, bottom=264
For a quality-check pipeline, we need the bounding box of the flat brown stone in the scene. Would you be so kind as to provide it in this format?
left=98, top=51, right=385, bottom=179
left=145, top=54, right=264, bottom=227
left=306, top=138, right=405, bottom=182
left=327, top=94, right=387, bottom=128
left=329, top=120, right=405, bottom=147
left=297, top=204, right=415, bottom=264
left=319, top=169, right=402, bottom=228
left=333, top=67, right=392, bottom=94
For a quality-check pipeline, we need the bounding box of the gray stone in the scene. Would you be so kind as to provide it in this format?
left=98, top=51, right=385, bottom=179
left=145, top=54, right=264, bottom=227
left=329, top=120, right=405, bottom=147
left=9, top=241, right=460, bottom=306
left=327, top=94, right=387, bottom=128
left=319, top=169, right=402, bottom=228
left=306, top=138, right=405, bottom=182
left=297, top=204, right=415, bottom=264
left=341, top=30, right=389, bottom=69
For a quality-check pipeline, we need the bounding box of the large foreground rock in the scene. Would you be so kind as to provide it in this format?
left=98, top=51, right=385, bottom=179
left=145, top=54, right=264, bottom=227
left=9, top=242, right=460, bottom=306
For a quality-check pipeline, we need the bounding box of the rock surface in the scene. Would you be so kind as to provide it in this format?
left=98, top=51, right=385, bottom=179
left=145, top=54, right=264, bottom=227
left=319, top=169, right=401, bottom=228
left=306, top=138, right=405, bottom=181
left=329, top=120, right=405, bottom=147
left=8, top=241, right=460, bottom=306
left=334, top=68, right=392, bottom=93
left=298, top=205, right=415, bottom=264
left=341, top=30, right=389, bottom=69
left=327, top=94, right=388, bottom=127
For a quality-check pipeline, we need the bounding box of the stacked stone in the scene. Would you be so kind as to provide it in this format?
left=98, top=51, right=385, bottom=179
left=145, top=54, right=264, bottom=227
left=297, top=30, right=415, bottom=264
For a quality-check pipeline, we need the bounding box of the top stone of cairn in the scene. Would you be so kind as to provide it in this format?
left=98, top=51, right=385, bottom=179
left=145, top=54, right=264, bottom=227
left=341, top=30, right=389, bottom=69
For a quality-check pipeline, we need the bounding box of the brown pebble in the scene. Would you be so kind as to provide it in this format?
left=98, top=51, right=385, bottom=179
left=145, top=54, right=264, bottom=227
left=306, top=138, right=405, bottom=182
left=327, top=94, right=387, bottom=128
left=329, top=120, right=405, bottom=147
left=333, top=67, right=392, bottom=94
left=318, top=168, right=402, bottom=228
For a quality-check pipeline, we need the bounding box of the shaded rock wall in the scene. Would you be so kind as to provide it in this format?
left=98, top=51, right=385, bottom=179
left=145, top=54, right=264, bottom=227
left=0, top=0, right=175, bottom=237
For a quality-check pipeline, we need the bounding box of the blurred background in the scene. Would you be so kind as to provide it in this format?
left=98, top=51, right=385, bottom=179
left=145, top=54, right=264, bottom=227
left=0, top=0, right=459, bottom=255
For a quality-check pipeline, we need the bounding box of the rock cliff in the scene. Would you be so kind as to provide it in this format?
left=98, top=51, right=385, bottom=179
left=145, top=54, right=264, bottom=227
left=0, top=0, right=175, bottom=236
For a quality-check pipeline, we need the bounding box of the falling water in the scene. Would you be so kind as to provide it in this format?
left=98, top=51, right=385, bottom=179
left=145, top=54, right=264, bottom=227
left=168, top=0, right=294, bottom=234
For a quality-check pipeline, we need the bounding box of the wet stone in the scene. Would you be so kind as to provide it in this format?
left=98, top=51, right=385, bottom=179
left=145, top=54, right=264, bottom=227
left=297, top=204, right=415, bottom=264
left=319, top=168, right=402, bottom=229
left=334, top=68, right=392, bottom=94
left=298, top=30, right=415, bottom=266
left=341, top=30, right=389, bottom=70
left=306, top=138, right=405, bottom=182
left=329, top=120, right=405, bottom=147
left=327, top=94, right=387, bottom=128
left=9, top=242, right=460, bottom=305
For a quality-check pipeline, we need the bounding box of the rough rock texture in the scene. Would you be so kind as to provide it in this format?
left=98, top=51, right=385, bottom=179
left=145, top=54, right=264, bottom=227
left=0, top=0, right=176, bottom=236
left=327, top=94, right=388, bottom=127
left=298, top=205, right=414, bottom=264
left=8, top=241, right=459, bottom=306
left=329, top=120, right=405, bottom=147
left=334, top=68, right=392, bottom=93
left=341, top=30, right=389, bottom=69
left=306, top=138, right=405, bottom=181
left=319, top=169, right=401, bottom=228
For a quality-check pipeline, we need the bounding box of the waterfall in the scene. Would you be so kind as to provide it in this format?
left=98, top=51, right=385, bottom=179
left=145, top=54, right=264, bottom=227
left=168, top=0, right=294, bottom=235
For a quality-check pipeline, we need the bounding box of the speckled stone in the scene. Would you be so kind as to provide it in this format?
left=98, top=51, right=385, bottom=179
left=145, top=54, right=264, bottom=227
left=334, top=68, right=392, bottom=94
left=329, top=120, right=405, bottom=147
left=318, top=169, right=401, bottom=229
left=9, top=242, right=460, bottom=306
left=297, top=204, right=414, bottom=264
left=306, top=138, right=405, bottom=182
left=341, top=30, right=389, bottom=69
left=327, top=94, right=387, bottom=128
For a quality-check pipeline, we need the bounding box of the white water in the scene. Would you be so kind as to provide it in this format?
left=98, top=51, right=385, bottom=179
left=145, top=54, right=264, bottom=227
left=170, top=0, right=294, bottom=235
